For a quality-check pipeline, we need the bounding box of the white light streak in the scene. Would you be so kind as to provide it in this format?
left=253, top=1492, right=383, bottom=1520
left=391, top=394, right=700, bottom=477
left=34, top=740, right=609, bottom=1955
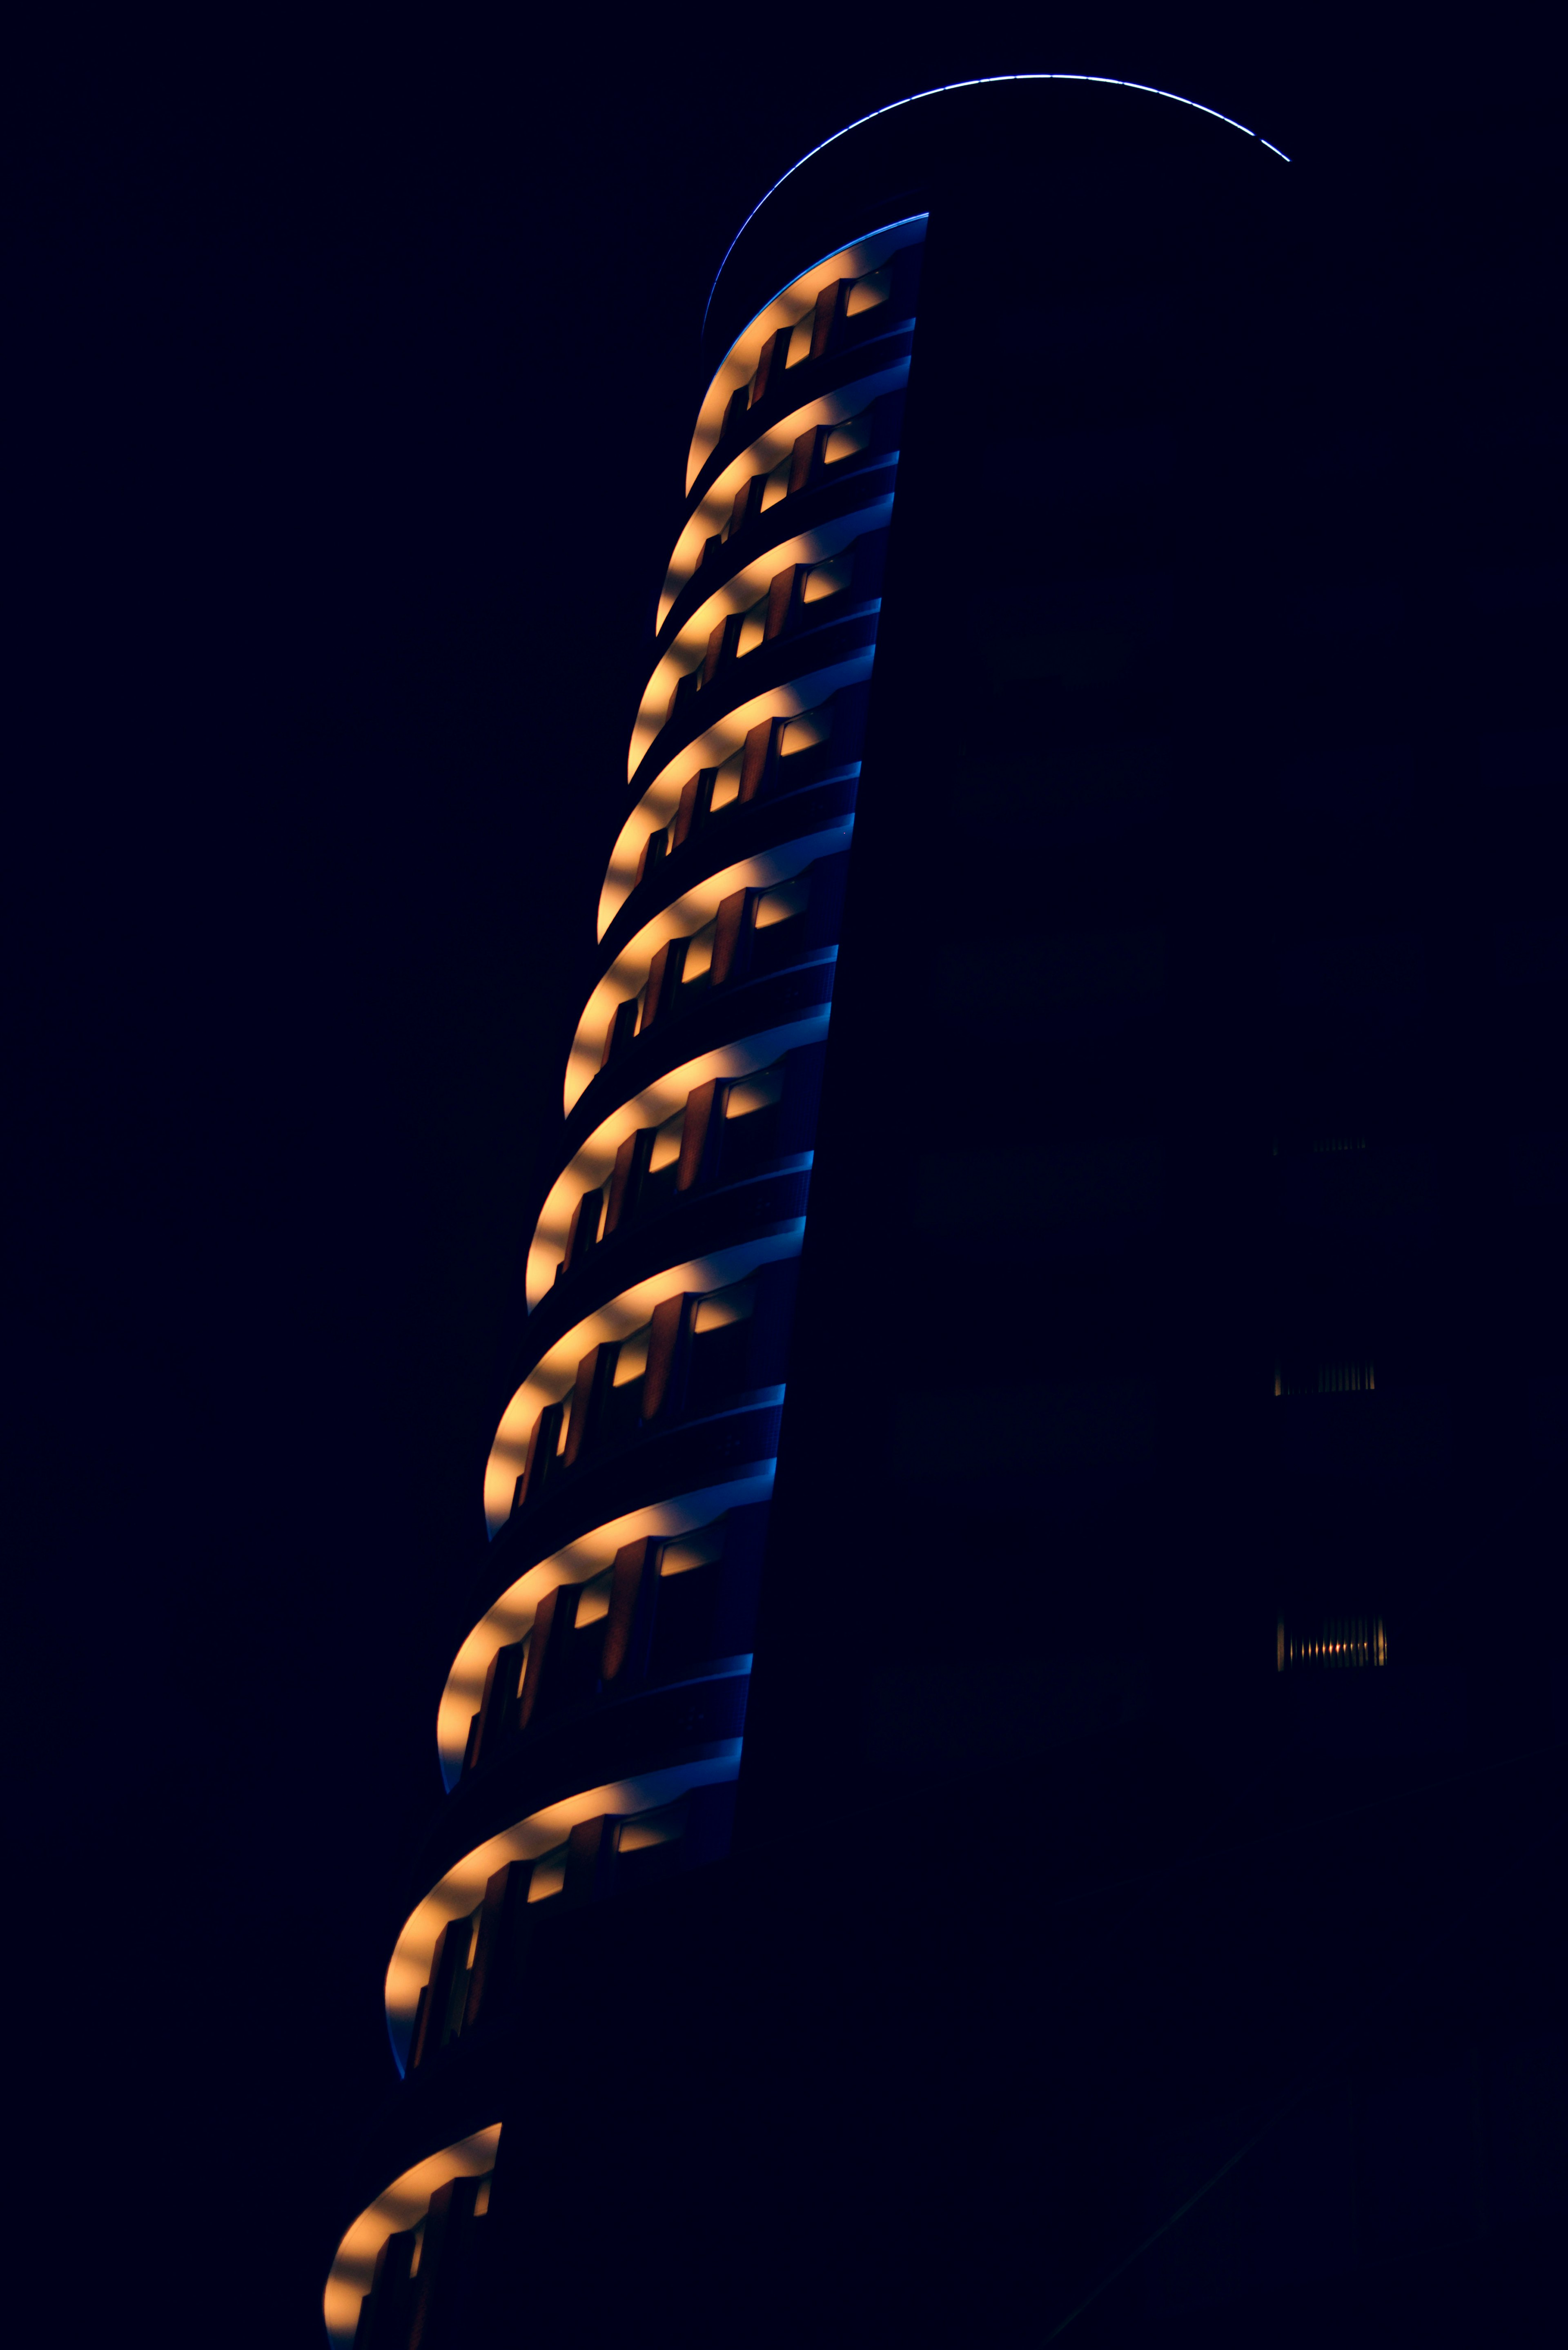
left=703, top=74, right=1290, bottom=333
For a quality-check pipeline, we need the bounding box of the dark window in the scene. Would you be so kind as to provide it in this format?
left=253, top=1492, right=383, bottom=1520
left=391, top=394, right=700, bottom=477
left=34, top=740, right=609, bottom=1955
left=685, top=1282, right=756, bottom=1414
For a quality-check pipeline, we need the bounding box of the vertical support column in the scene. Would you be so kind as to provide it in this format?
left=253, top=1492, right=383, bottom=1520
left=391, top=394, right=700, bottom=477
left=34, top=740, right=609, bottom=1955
left=601, top=1536, right=664, bottom=1687
left=472, top=1641, right=526, bottom=1773
left=809, top=276, right=850, bottom=360
left=738, top=713, right=784, bottom=803
left=605, top=1127, right=654, bottom=1234
left=561, top=1344, right=612, bottom=1468
left=673, top=767, right=716, bottom=846
left=676, top=1080, right=725, bottom=1190
left=354, top=2229, right=416, bottom=2350
left=406, top=2175, right=484, bottom=2349
left=463, top=1859, right=537, bottom=2033
left=410, top=1914, right=473, bottom=2070
left=562, top=1186, right=604, bottom=1276
left=600, top=997, right=639, bottom=1070
left=518, top=1400, right=566, bottom=1507
left=641, top=937, right=688, bottom=1029
left=562, top=1814, right=620, bottom=1909
left=515, top=1582, right=586, bottom=1730
left=641, top=1294, right=694, bottom=1422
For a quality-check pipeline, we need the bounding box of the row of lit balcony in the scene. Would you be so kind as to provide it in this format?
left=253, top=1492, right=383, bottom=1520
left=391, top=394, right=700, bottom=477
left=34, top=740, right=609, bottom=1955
left=597, top=848, right=846, bottom=1075
left=663, top=532, right=885, bottom=734
left=461, top=1524, right=759, bottom=1777
left=335, top=217, right=930, bottom=2350
left=700, top=243, right=920, bottom=488
left=559, top=1043, right=820, bottom=1283
left=600, top=677, right=866, bottom=946
left=684, top=388, right=903, bottom=598
left=514, top=1259, right=797, bottom=1515
left=408, top=1780, right=741, bottom=2077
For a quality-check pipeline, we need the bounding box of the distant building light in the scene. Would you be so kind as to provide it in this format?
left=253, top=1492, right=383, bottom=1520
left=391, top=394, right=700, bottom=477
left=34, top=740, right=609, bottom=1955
left=1277, top=1615, right=1388, bottom=1670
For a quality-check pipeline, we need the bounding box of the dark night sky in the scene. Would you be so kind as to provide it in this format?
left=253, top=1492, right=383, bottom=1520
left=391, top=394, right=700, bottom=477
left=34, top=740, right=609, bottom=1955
left=7, top=10, right=1558, bottom=2343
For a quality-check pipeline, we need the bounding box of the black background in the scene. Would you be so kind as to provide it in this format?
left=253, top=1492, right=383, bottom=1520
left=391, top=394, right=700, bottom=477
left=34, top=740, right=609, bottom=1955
left=8, top=10, right=1559, bottom=2344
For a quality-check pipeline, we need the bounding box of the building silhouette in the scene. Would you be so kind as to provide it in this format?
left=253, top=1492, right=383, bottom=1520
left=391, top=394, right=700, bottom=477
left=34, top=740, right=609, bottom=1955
left=327, top=79, right=1564, bottom=2348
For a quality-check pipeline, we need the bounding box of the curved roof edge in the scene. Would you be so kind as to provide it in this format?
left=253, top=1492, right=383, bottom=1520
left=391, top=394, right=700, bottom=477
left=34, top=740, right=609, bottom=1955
left=703, top=74, right=1290, bottom=337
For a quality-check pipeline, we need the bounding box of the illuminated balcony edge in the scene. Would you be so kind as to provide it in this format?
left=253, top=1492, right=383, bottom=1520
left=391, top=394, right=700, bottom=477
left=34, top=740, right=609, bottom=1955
left=324, top=2125, right=502, bottom=2349
left=446, top=1463, right=777, bottom=1780
left=637, top=511, right=891, bottom=766
left=683, top=304, right=916, bottom=529
left=558, top=965, right=835, bottom=1175
left=532, top=1014, right=829, bottom=1309
left=421, top=1676, right=752, bottom=1904
left=686, top=215, right=927, bottom=495
left=523, top=1174, right=809, bottom=1378
left=601, top=648, right=873, bottom=936
left=483, top=1226, right=802, bottom=1531
left=628, top=617, right=878, bottom=800
left=384, top=1753, right=744, bottom=2065
left=447, top=1658, right=755, bottom=1822
left=658, top=378, right=906, bottom=635
left=599, top=767, right=858, bottom=971
left=566, top=816, right=851, bottom=1113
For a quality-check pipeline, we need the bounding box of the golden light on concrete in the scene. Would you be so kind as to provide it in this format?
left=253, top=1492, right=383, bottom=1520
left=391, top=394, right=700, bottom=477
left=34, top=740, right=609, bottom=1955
left=655, top=371, right=907, bottom=630
left=483, top=1229, right=803, bottom=1530
left=631, top=502, right=892, bottom=773
left=384, top=1757, right=744, bottom=2055
left=566, top=820, right=850, bottom=1113
left=684, top=216, right=926, bottom=493
left=598, top=652, right=873, bottom=938
left=323, top=205, right=931, bottom=2350
left=527, top=1014, right=828, bottom=1306
left=324, top=2125, right=502, bottom=2347
left=440, top=1463, right=776, bottom=1779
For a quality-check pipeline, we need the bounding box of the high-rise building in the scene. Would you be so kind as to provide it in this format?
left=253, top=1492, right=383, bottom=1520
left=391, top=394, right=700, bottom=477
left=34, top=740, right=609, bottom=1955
left=327, top=79, right=1564, bottom=2348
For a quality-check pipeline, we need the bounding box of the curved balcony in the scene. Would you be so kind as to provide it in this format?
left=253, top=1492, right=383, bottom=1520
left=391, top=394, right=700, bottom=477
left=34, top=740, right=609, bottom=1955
left=481, top=1250, right=797, bottom=1573
left=386, top=1779, right=744, bottom=2129
left=532, top=1019, right=831, bottom=1315
left=528, top=1163, right=812, bottom=1371
left=566, top=831, right=849, bottom=1115
left=627, top=531, right=885, bottom=795
left=682, top=305, right=915, bottom=527
left=683, top=215, right=925, bottom=504
left=328, top=216, right=928, bottom=2350
left=599, top=768, right=858, bottom=973
left=384, top=1744, right=747, bottom=2067
left=480, top=1237, right=801, bottom=1523
left=450, top=1451, right=779, bottom=1777
left=391, top=1773, right=745, bottom=2102
left=599, top=673, right=868, bottom=942
left=444, top=1495, right=768, bottom=1781
left=655, top=399, right=903, bottom=657
left=325, top=2116, right=502, bottom=2350
left=482, top=1299, right=789, bottom=1532
left=420, top=1673, right=752, bottom=1905
left=562, top=937, right=837, bottom=1142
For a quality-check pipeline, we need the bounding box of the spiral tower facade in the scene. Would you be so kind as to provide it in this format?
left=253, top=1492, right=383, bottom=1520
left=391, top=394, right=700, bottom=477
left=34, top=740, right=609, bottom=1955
left=327, top=213, right=927, bottom=2350
left=326, top=79, right=1564, bottom=2350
